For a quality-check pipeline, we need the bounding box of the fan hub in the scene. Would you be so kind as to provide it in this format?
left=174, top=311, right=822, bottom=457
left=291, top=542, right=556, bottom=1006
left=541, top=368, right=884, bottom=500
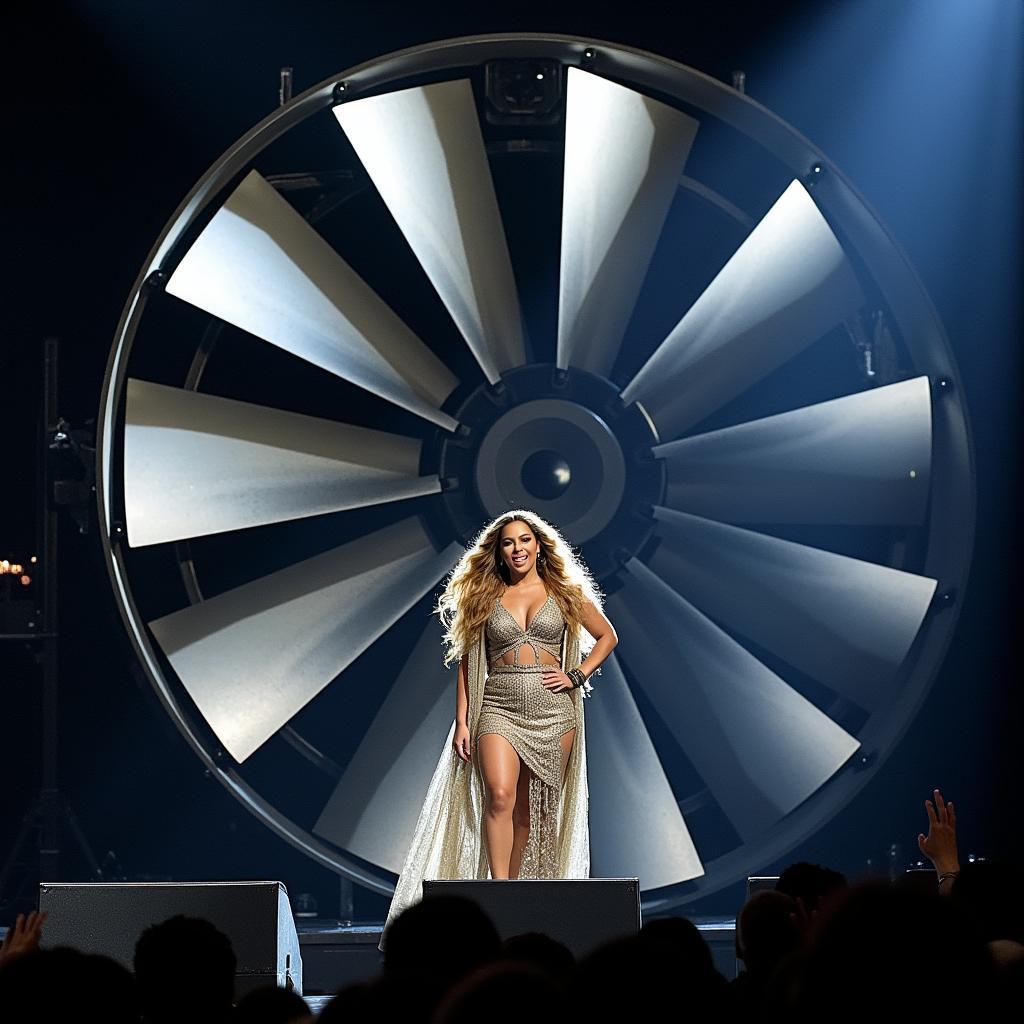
left=476, top=397, right=624, bottom=542
left=520, top=449, right=572, bottom=500
left=431, top=363, right=662, bottom=574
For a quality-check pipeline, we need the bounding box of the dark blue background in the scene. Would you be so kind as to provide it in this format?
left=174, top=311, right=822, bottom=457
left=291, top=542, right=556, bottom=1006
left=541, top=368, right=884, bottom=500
left=3, top=0, right=1020, bottom=920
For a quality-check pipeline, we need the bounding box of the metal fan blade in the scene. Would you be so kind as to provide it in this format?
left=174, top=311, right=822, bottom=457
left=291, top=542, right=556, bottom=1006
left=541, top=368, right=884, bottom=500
left=649, top=507, right=937, bottom=709
left=124, top=379, right=441, bottom=547
left=654, top=376, right=931, bottom=524
left=587, top=653, right=704, bottom=888
left=608, top=559, right=859, bottom=839
left=314, top=617, right=455, bottom=872
left=334, top=79, right=526, bottom=383
left=148, top=518, right=462, bottom=763
left=621, top=179, right=865, bottom=438
left=165, top=170, right=458, bottom=431
left=556, top=67, right=698, bottom=376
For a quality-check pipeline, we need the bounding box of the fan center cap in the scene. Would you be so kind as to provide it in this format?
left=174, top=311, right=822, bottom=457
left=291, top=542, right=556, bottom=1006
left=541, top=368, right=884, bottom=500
left=475, top=398, right=626, bottom=544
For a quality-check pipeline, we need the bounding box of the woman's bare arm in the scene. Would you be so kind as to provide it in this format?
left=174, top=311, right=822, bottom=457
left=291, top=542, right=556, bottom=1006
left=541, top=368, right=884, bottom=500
left=578, top=599, right=618, bottom=678
left=541, top=599, right=617, bottom=693
left=456, top=651, right=469, bottom=727
left=453, top=652, right=472, bottom=762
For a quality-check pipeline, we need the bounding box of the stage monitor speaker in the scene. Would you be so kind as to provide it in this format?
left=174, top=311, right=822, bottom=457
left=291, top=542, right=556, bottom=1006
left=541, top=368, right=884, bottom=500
left=38, top=880, right=301, bottom=996
left=422, top=878, right=640, bottom=957
left=738, top=875, right=782, bottom=977
left=746, top=875, right=780, bottom=899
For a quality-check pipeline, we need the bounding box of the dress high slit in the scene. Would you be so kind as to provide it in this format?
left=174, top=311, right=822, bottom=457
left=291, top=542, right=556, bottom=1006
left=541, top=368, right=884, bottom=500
left=476, top=593, right=578, bottom=878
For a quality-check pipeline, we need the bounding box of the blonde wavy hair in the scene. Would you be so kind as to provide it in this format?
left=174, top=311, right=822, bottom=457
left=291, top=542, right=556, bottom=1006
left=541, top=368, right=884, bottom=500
left=436, top=509, right=603, bottom=667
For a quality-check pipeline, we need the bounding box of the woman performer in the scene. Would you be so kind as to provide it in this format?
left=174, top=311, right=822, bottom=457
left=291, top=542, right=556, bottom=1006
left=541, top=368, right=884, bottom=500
left=379, top=509, right=617, bottom=948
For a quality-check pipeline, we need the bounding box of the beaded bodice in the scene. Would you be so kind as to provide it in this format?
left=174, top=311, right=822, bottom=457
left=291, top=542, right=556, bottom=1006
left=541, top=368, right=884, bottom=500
left=486, top=592, right=565, bottom=667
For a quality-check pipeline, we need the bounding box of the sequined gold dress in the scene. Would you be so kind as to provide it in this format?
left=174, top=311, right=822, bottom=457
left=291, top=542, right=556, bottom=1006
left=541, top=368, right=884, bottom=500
left=379, top=598, right=591, bottom=950
left=478, top=594, right=578, bottom=879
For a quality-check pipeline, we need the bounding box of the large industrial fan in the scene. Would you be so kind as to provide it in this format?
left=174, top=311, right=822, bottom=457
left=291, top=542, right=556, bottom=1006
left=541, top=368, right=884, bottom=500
left=97, top=35, right=974, bottom=910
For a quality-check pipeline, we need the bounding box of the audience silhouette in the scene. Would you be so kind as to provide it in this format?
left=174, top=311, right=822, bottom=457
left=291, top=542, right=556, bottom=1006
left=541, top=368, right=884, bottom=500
left=134, top=914, right=236, bottom=1024
left=233, top=983, right=311, bottom=1024
left=0, top=946, right=137, bottom=1022
left=1, top=787, right=1019, bottom=1019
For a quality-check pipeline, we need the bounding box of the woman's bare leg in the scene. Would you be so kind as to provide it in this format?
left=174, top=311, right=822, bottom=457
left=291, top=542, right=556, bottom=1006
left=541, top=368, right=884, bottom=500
left=508, top=764, right=532, bottom=878
left=478, top=733, right=521, bottom=879
left=559, top=728, right=576, bottom=784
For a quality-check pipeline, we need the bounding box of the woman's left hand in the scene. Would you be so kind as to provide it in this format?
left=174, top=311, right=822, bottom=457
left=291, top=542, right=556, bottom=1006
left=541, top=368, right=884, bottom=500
left=541, top=668, right=573, bottom=693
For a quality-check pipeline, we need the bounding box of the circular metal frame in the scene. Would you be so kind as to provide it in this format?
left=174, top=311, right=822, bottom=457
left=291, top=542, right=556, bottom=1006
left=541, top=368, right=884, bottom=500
left=97, top=33, right=975, bottom=908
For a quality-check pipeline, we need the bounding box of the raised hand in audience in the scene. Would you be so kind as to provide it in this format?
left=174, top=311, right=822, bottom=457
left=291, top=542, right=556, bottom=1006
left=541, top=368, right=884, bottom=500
left=0, top=911, right=48, bottom=965
left=917, top=788, right=960, bottom=890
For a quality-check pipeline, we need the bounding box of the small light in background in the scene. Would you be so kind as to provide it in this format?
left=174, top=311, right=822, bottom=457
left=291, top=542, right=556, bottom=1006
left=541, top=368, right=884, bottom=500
left=2, top=557, right=32, bottom=577
left=20, top=575, right=31, bottom=586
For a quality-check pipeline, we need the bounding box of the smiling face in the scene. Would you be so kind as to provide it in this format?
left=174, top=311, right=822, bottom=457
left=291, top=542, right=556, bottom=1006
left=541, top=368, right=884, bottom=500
left=498, top=519, right=541, bottom=580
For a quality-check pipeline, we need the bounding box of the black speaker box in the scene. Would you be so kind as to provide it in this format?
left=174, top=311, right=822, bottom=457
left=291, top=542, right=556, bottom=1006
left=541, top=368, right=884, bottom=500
left=746, top=875, right=780, bottom=899
left=37, top=881, right=302, bottom=996
left=422, top=878, right=640, bottom=957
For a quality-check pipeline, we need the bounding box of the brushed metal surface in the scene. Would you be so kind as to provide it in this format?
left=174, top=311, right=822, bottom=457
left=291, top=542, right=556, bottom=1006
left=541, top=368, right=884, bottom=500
left=124, top=379, right=440, bottom=547
left=556, top=67, right=698, bottom=376
left=587, top=652, right=704, bottom=888
left=314, top=617, right=457, bottom=873
left=334, top=79, right=526, bottom=383
left=166, top=170, right=458, bottom=430
left=609, top=559, right=859, bottom=841
left=649, top=507, right=937, bottom=710
left=622, top=179, right=865, bottom=438
left=654, top=376, right=932, bottom=524
left=148, top=518, right=461, bottom=762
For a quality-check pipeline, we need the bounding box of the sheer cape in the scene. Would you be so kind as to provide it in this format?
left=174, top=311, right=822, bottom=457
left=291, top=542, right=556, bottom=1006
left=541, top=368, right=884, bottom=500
left=379, top=622, right=590, bottom=950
